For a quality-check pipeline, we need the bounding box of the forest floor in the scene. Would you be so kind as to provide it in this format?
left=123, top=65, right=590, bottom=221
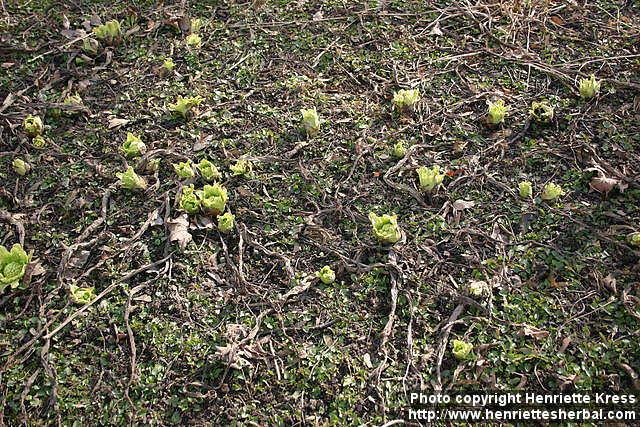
left=1, top=0, right=640, bottom=425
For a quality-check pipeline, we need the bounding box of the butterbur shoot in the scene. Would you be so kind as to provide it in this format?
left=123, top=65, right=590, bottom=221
left=190, top=18, right=203, bottom=33
left=217, top=212, right=235, bottom=233
left=579, top=74, right=601, bottom=99
left=316, top=266, right=335, bottom=284
left=300, top=108, right=320, bottom=136
left=82, top=38, right=99, bottom=56
left=392, top=88, right=420, bottom=113
left=197, top=159, right=222, bottom=181
left=93, top=20, right=121, bottom=45
left=12, top=158, right=30, bottom=176
left=32, top=135, right=47, bottom=149
left=452, top=340, right=473, bottom=360
left=162, top=58, right=175, bottom=74
left=23, top=114, right=44, bottom=137
left=417, top=165, right=445, bottom=193
left=198, top=183, right=228, bottom=215
left=173, top=160, right=196, bottom=179
left=146, top=158, right=160, bottom=173
left=230, top=159, right=253, bottom=177
left=486, top=99, right=508, bottom=125
left=392, top=141, right=406, bottom=159
left=185, top=33, right=202, bottom=49
left=519, top=181, right=532, bottom=198
left=627, top=232, right=640, bottom=247
left=116, top=166, right=147, bottom=190
left=541, top=182, right=564, bottom=201
left=69, top=284, right=96, bottom=305
left=468, top=280, right=489, bottom=297
left=529, top=101, right=554, bottom=123
left=168, top=96, right=203, bottom=119
left=121, top=132, right=146, bottom=158
left=368, top=212, right=401, bottom=244
left=179, top=185, right=201, bottom=214
left=0, top=243, right=31, bottom=293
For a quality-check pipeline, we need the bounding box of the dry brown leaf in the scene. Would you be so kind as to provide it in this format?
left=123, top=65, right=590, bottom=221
left=108, top=117, right=130, bottom=129
left=520, top=325, right=550, bottom=340
left=167, top=214, right=192, bottom=250
left=589, top=175, right=618, bottom=194
left=453, top=199, right=475, bottom=211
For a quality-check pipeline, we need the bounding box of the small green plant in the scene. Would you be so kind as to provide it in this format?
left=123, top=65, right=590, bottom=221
left=368, top=212, right=401, bottom=244
left=300, top=108, right=320, bottom=136
left=519, top=181, right=532, bottom=198
left=198, top=183, right=228, bottom=215
left=190, top=18, right=203, bottom=32
left=578, top=74, right=601, bottom=99
left=316, top=266, right=335, bottom=284
left=392, top=88, right=420, bottom=113
left=121, top=132, right=146, bottom=158
left=230, top=159, right=253, bottom=177
left=452, top=339, right=473, bottom=360
left=82, top=38, right=99, bottom=56
left=69, top=284, right=96, bottom=305
left=23, top=114, right=43, bottom=137
left=168, top=96, right=203, bottom=119
left=468, top=280, right=489, bottom=297
left=179, top=185, right=201, bottom=214
left=12, top=158, right=30, bottom=176
left=217, top=212, right=235, bottom=233
left=392, top=141, right=406, bottom=159
left=627, top=232, right=640, bottom=247
left=63, top=93, right=83, bottom=107
left=173, top=160, right=196, bottom=179
left=0, top=243, right=31, bottom=293
left=160, top=58, right=175, bottom=76
left=116, top=166, right=147, bottom=190
left=146, top=158, right=161, bottom=173
left=417, top=165, right=445, bottom=193
left=541, top=182, right=564, bottom=201
left=197, top=159, right=222, bottom=181
left=32, top=135, right=47, bottom=149
left=486, top=99, right=508, bottom=125
left=185, top=33, right=202, bottom=49
left=93, top=20, right=121, bottom=45
left=529, top=101, right=554, bottom=123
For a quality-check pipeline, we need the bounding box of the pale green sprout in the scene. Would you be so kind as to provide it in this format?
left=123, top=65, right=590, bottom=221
left=300, top=108, right=320, bottom=136
left=12, top=158, right=30, bottom=176
left=468, top=280, right=489, bottom=297
left=627, top=232, right=640, bottom=247
left=230, top=159, right=253, bottom=177
left=519, top=181, right=532, bottom=199
left=173, top=160, right=196, bottom=179
left=217, top=212, right=235, bottom=233
left=578, top=74, right=601, bottom=99
left=198, top=183, right=228, bottom=215
left=541, top=182, right=564, bottom=201
left=185, top=33, right=202, bottom=49
left=529, top=101, right=554, bottom=123
left=191, top=18, right=203, bottom=33
left=146, top=158, right=161, bottom=173
left=69, top=284, right=96, bottom=305
left=417, top=165, right=445, bottom=193
left=93, top=20, right=121, bottom=45
left=179, top=185, right=201, bottom=214
left=316, top=266, right=335, bottom=285
left=486, top=99, right=508, bottom=125
left=0, top=243, right=31, bottom=293
left=121, top=132, right=146, bottom=158
left=392, top=88, right=420, bottom=112
left=452, top=339, right=474, bottom=360
left=368, top=212, right=401, bottom=244
left=116, top=166, right=147, bottom=190
left=392, top=141, right=406, bottom=159
left=63, top=93, right=83, bottom=107
left=23, top=114, right=44, bottom=137
left=82, top=38, right=99, bottom=56
left=32, top=135, right=47, bottom=149
left=168, top=96, right=203, bottom=119
left=197, top=159, right=222, bottom=181
left=162, top=58, right=175, bottom=72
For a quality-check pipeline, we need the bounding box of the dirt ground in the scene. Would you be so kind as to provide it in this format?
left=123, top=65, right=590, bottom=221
left=1, top=0, right=639, bottom=425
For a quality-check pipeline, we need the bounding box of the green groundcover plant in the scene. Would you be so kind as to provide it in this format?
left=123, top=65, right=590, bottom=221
left=0, top=243, right=31, bottom=293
